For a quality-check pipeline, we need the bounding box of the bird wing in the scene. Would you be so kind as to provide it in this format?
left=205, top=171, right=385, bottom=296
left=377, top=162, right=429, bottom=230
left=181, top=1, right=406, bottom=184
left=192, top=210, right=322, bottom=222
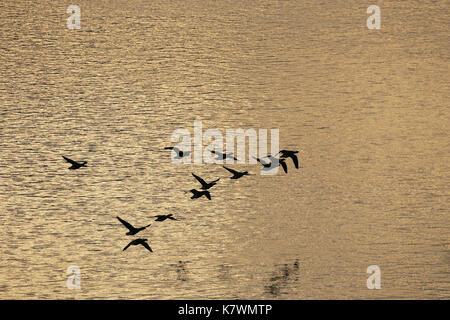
left=254, top=157, right=268, bottom=166
left=123, top=241, right=133, bottom=251
left=223, top=166, right=238, bottom=174
left=291, top=154, right=299, bottom=169
left=140, top=241, right=153, bottom=252
left=205, top=191, right=211, bottom=200
left=192, top=173, right=207, bottom=187
left=62, top=155, right=78, bottom=165
left=117, top=216, right=135, bottom=231
left=164, top=147, right=174, bottom=150
left=212, top=178, right=220, bottom=183
left=225, top=153, right=238, bottom=161
left=280, top=161, right=288, bottom=173
left=190, top=189, right=200, bottom=195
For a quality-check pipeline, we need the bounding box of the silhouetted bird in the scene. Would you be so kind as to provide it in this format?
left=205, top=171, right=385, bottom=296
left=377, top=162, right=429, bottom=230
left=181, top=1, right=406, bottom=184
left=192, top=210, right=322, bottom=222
left=154, top=214, right=178, bottom=222
left=123, top=238, right=153, bottom=253
left=263, top=155, right=288, bottom=174
left=211, top=150, right=238, bottom=161
left=62, top=155, right=87, bottom=170
left=190, top=189, right=211, bottom=200
left=116, top=216, right=151, bottom=236
left=222, top=166, right=249, bottom=179
left=164, top=146, right=191, bottom=159
left=192, top=173, right=219, bottom=190
left=253, top=156, right=272, bottom=168
left=277, top=150, right=299, bottom=169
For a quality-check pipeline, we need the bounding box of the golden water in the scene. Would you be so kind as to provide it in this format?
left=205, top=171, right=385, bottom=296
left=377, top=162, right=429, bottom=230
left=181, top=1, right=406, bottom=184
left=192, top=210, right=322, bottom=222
left=0, top=0, right=448, bottom=299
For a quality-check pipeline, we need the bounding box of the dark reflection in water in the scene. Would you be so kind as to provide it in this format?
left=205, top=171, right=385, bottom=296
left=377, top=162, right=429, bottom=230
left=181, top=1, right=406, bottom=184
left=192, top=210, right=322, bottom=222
left=264, top=259, right=300, bottom=296
left=175, top=260, right=188, bottom=282
left=218, top=264, right=232, bottom=281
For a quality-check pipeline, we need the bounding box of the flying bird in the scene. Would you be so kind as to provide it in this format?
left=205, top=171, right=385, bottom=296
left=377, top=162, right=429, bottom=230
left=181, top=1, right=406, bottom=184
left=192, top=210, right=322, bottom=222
left=116, top=216, right=151, bottom=235
left=154, top=214, right=178, bottom=222
left=122, top=238, right=153, bottom=253
left=211, top=150, right=238, bottom=161
left=192, top=173, right=219, bottom=190
left=190, top=189, right=211, bottom=200
left=164, top=146, right=191, bottom=159
left=262, top=155, right=288, bottom=174
left=254, top=156, right=287, bottom=174
left=253, top=156, right=272, bottom=169
left=222, top=166, right=250, bottom=179
left=277, top=150, right=299, bottom=169
left=62, top=155, right=87, bottom=170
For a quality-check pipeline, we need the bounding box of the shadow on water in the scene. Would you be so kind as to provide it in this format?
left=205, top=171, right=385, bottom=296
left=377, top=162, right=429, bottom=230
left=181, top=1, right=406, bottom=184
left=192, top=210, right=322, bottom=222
left=175, top=260, right=188, bottom=282
left=218, top=264, right=232, bottom=281
left=264, top=259, right=300, bottom=296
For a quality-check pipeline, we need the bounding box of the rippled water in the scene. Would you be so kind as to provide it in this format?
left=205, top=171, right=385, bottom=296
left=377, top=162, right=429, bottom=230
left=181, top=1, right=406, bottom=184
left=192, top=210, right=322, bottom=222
left=0, top=0, right=448, bottom=299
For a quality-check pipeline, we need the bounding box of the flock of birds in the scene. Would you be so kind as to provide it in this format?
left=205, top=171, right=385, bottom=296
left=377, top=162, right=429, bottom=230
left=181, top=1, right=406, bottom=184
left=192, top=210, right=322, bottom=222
left=61, top=148, right=299, bottom=254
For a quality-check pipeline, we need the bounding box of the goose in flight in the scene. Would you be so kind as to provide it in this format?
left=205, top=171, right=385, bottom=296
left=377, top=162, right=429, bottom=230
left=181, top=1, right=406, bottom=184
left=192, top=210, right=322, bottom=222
left=62, top=155, right=87, bottom=170
left=123, top=238, right=153, bottom=253
left=211, top=150, right=238, bottom=161
left=263, top=155, right=288, bottom=174
left=116, top=216, right=151, bottom=235
left=154, top=214, right=178, bottom=222
left=164, top=146, right=191, bottom=159
left=192, top=173, right=219, bottom=190
left=253, top=156, right=272, bottom=169
left=190, top=189, right=211, bottom=200
left=277, top=150, right=299, bottom=169
left=222, top=166, right=250, bottom=179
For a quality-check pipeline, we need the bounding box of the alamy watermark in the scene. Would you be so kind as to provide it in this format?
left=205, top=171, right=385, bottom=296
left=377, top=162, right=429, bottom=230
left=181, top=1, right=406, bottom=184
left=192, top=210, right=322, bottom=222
left=366, top=265, right=381, bottom=289
left=66, top=265, right=81, bottom=289
left=168, top=121, right=280, bottom=175
left=66, top=5, right=81, bottom=30
left=367, top=5, right=381, bottom=30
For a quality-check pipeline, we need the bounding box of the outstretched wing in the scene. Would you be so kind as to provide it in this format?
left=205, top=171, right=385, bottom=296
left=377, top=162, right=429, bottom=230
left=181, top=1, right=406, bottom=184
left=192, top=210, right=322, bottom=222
left=164, top=147, right=174, bottom=150
left=254, top=156, right=269, bottom=166
left=123, top=241, right=133, bottom=251
left=117, top=216, right=135, bottom=231
left=204, top=191, right=211, bottom=200
left=223, top=166, right=238, bottom=175
left=140, top=241, right=153, bottom=253
left=62, top=155, right=78, bottom=165
left=224, top=153, right=238, bottom=161
left=291, top=154, right=299, bottom=169
left=192, top=173, right=207, bottom=187
left=280, top=161, right=288, bottom=173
